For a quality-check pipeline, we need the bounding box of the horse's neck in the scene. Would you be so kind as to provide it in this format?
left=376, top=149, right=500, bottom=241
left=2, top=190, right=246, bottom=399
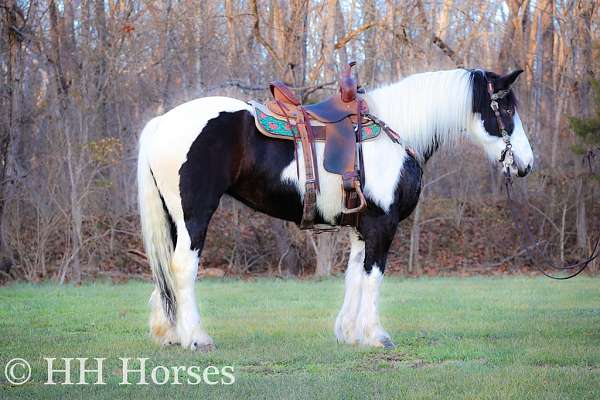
left=365, top=69, right=473, bottom=162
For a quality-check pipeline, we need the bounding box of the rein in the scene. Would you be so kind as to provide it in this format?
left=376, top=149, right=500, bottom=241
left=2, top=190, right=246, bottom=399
left=487, top=80, right=600, bottom=279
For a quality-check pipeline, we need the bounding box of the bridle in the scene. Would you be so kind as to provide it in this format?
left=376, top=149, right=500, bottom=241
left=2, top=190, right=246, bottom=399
left=486, top=81, right=513, bottom=171
left=487, top=79, right=600, bottom=279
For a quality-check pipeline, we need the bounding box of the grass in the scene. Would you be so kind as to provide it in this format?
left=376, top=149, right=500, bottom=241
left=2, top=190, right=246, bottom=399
left=1, top=277, right=600, bottom=399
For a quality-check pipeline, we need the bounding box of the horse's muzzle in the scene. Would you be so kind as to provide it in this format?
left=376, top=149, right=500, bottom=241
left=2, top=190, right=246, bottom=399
left=517, top=164, right=532, bottom=177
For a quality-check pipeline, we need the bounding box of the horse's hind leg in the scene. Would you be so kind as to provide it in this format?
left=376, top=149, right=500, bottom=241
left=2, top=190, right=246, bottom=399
left=174, top=135, right=233, bottom=350
left=149, top=287, right=179, bottom=346
left=171, top=219, right=215, bottom=351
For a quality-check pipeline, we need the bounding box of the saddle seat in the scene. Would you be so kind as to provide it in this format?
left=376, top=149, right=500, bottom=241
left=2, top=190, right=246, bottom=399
left=267, top=73, right=367, bottom=124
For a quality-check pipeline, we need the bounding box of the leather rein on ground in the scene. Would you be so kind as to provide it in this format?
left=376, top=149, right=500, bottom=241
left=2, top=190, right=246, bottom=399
left=488, top=81, right=600, bottom=279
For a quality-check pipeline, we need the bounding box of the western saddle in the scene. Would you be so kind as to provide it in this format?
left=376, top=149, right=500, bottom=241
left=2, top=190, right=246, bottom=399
left=254, top=62, right=401, bottom=230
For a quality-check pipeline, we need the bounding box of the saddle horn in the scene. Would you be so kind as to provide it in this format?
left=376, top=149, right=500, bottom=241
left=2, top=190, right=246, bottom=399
left=339, top=62, right=358, bottom=103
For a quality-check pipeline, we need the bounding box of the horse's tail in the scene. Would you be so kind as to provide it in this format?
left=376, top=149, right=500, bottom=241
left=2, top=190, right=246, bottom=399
left=137, top=118, right=177, bottom=323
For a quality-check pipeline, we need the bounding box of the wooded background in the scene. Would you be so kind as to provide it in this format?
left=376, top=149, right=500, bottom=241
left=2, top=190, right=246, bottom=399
left=0, top=0, right=598, bottom=282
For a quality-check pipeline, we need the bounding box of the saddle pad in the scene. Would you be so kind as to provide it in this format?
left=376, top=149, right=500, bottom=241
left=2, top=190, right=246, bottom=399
left=249, top=101, right=381, bottom=142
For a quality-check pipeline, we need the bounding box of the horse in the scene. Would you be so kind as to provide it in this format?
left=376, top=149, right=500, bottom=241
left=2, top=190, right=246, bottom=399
left=137, top=68, right=534, bottom=351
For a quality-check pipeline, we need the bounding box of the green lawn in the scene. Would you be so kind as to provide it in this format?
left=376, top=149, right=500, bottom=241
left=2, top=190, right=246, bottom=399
left=1, top=277, right=599, bottom=399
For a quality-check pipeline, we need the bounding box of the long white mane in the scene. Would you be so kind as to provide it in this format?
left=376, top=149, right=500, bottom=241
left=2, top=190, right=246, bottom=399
left=365, top=69, right=473, bottom=161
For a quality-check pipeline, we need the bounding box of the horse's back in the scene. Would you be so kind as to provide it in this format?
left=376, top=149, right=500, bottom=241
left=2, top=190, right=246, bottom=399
left=138, top=96, right=252, bottom=221
left=141, top=96, right=251, bottom=154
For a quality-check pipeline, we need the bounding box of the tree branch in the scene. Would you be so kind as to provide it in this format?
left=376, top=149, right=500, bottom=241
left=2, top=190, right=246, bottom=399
left=334, top=21, right=377, bottom=49
left=250, top=0, right=285, bottom=72
left=415, top=0, right=463, bottom=67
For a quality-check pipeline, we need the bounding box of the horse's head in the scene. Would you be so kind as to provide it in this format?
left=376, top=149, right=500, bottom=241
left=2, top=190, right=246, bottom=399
left=468, top=69, right=533, bottom=177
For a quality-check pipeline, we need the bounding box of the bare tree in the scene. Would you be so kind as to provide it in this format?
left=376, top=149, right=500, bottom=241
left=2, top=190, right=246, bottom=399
left=0, top=0, right=596, bottom=282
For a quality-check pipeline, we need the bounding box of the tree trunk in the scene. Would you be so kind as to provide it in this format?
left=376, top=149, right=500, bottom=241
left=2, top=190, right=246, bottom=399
left=308, top=0, right=339, bottom=278
left=322, top=0, right=338, bottom=80
left=362, top=0, right=377, bottom=86
left=161, top=0, right=174, bottom=110
left=313, top=232, right=337, bottom=278
left=384, top=0, right=397, bottom=81
left=436, top=0, right=452, bottom=40
left=225, top=0, right=238, bottom=77
left=272, top=220, right=301, bottom=277
left=408, top=199, right=422, bottom=274
left=577, top=1, right=594, bottom=117
left=573, top=1, right=594, bottom=250
left=498, top=0, right=528, bottom=70
left=335, top=0, right=348, bottom=66
left=94, top=0, right=108, bottom=136
left=49, top=0, right=82, bottom=283
left=575, top=176, right=588, bottom=250
left=0, top=0, right=23, bottom=265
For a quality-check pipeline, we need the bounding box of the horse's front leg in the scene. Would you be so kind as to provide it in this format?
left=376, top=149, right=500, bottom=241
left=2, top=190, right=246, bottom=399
left=357, top=218, right=398, bottom=348
left=335, top=232, right=366, bottom=344
left=335, top=219, right=397, bottom=348
left=355, top=264, right=394, bottom=348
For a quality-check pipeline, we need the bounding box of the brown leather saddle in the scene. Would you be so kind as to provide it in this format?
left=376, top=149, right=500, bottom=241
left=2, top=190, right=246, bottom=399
left=253, top=62, right=390, bottom=230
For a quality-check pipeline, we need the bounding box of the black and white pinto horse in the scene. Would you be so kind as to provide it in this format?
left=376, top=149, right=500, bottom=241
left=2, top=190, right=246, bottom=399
left=137, top=68, right=533, bottom=351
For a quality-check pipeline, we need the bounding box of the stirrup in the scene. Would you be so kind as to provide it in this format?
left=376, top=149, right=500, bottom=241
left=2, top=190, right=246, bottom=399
left=341, top=181, right=367, bottom=214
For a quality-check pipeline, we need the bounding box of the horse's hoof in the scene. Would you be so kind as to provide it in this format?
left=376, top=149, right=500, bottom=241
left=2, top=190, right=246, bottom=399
left=153, top=327, right=179, bottom=347
left=381, top=337, right=396, bottom=349
left=191, top=341, right=215, bottom=352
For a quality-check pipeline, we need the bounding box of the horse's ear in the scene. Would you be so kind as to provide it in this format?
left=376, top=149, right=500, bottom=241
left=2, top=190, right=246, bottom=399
left=496, top=69, right=524, bottom=90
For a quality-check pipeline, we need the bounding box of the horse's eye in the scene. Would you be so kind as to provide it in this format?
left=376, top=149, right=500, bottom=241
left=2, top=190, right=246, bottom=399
left=505, top=108, right=513, bottom=116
